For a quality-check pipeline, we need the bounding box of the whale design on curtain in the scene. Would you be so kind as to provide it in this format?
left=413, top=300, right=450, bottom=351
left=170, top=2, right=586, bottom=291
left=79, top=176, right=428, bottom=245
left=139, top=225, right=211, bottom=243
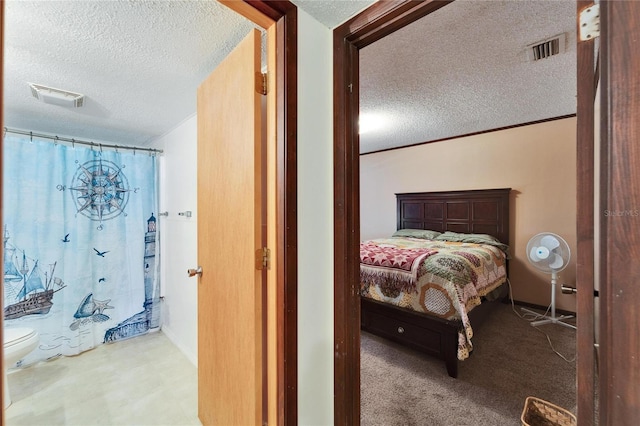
left=3, top=135, right=160, bottom=366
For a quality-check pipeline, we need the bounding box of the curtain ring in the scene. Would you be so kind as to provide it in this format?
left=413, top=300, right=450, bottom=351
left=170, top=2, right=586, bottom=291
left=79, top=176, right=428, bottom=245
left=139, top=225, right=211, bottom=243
left=54, top=136, right=59, bottom=146
left=71, top=138, right=75, bottom=149
left=30, top=131, right=33, bottom=142
left=3, top=127, right=7, bottom=137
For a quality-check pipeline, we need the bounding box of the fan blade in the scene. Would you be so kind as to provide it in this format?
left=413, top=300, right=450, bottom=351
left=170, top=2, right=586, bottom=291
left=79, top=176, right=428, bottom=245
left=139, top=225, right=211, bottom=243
left=529, top=246, right=540, bottom=261
left=540, top=235, right=560, bottom=250
left=531, top=246, right=550, bottom=261
left=548, top=253, right=565, bottom=270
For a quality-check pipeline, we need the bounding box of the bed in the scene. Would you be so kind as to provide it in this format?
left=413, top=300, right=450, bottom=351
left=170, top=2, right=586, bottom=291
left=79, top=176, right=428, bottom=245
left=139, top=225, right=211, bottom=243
left=360, top=188, right=511, bottom=378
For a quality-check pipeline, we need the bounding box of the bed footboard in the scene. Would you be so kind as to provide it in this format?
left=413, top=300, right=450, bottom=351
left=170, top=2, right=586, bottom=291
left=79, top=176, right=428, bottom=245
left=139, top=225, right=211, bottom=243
left=361, top=297, right=462, bottom=378
left=361, top=290, right=505, bottom=378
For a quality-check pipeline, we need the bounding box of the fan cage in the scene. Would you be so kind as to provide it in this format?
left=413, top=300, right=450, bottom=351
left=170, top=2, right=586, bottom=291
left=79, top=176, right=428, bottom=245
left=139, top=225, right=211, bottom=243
left=526, top=232, right=571, bottom=273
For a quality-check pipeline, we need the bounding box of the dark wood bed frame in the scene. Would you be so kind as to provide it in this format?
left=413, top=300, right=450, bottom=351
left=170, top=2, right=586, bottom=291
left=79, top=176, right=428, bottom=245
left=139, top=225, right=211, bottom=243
left=360, top=188, right=511, bottom=378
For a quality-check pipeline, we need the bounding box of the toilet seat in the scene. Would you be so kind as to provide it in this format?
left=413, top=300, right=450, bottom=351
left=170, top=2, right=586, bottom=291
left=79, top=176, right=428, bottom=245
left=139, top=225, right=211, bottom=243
left=4, top=327, right=38, bottom=349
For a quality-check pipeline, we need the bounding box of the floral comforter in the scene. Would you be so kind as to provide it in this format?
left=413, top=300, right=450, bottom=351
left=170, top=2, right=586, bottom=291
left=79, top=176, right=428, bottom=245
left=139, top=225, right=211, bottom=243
left=360, top=237, right=508, bottom=360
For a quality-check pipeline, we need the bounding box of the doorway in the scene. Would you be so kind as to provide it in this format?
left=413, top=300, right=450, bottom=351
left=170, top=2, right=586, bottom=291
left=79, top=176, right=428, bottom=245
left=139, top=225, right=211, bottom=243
left=334, top=0, right=588, bottom=424
left=0, top=2, right=299, bottom=423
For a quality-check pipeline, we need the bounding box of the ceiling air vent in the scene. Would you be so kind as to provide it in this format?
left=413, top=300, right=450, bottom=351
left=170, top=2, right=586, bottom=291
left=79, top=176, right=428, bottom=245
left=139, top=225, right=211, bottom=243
left=526, top=33, right=566, bottom=62
left=29, top=83, right=85, bottom=108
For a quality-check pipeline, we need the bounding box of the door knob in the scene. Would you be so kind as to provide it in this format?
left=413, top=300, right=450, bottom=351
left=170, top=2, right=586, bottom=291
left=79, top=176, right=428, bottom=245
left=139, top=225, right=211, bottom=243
left=187, top=266, right=202, bottom=277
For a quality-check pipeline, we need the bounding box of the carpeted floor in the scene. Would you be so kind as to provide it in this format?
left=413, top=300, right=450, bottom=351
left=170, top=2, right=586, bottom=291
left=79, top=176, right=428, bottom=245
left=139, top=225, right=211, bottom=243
left=361, top=303, right=576, bottom=425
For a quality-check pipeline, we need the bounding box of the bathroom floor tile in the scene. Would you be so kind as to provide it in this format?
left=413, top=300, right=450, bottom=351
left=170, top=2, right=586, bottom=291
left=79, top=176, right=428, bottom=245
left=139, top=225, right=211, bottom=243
left=4, top=331, right=201, bottom=426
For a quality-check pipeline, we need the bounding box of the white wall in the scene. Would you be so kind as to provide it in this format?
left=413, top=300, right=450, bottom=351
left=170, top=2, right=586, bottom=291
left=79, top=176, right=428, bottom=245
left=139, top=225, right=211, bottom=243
left=297, top=9, right=335, bottom=425
left=151, top=115, right=198, bottom=366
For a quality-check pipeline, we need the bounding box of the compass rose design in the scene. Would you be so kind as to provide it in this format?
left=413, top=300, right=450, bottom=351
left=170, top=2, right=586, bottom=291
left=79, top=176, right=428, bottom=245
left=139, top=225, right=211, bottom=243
left=69, top=158, right=131, bottom=228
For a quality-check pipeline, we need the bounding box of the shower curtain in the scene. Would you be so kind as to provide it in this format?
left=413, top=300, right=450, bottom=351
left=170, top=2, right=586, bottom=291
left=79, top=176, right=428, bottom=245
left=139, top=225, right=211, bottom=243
left=3, top=135, right=160, bottom=366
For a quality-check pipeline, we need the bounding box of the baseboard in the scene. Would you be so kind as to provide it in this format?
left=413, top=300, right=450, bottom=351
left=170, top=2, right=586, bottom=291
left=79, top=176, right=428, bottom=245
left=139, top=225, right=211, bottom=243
left=510, top=299, right=576, bottom=318
left=161, top=326, right=198, bottom=367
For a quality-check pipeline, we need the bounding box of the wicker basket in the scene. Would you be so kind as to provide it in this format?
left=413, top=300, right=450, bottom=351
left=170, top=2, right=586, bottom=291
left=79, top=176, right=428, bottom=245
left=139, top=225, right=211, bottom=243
left=521, top=396, right=577, bottom=426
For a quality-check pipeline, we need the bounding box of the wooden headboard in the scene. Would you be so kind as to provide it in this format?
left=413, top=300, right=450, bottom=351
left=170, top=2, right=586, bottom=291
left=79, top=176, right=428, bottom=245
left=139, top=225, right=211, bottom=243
left=396, top=188, right=511, bottom=245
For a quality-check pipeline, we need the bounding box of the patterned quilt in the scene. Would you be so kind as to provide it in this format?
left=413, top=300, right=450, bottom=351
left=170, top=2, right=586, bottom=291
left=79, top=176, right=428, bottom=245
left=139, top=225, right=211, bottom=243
left=360, top=237, right=508, bottom=360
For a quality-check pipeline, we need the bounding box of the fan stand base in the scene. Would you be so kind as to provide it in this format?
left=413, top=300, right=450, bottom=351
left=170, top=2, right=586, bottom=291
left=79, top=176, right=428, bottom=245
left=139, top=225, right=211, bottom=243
left=520, top=307, right=577, bottom=330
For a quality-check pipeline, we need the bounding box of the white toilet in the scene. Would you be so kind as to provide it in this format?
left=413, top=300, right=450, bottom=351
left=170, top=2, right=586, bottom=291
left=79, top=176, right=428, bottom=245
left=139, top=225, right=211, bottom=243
left=3, top=327, right=39, bottom=408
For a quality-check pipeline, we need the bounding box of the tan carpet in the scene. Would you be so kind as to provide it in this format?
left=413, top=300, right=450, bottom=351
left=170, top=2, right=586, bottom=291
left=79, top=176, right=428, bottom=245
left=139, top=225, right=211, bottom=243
left=361, top=303, right=576, bottom=425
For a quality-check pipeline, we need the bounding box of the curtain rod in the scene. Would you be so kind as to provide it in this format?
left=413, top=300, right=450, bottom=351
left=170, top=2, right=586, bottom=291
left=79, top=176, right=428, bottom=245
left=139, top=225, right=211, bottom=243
left=3, top=127, right=163, bottom=154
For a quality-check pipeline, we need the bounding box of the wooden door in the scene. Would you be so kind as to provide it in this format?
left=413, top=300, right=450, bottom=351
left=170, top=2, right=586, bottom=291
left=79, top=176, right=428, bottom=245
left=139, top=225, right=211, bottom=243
left=196, top=29, right=265, bottom=426
left=596, top=1, right=640, bottom=423
left=577, top=1, right=640, bottom=424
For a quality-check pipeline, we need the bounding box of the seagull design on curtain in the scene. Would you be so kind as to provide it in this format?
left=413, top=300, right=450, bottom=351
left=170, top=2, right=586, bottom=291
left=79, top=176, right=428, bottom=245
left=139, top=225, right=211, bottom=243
left=93, top=248, right=109, bottom=257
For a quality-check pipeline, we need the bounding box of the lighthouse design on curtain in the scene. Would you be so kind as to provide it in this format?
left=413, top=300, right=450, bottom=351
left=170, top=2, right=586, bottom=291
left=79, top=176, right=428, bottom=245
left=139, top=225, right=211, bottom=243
left=104, top=213, right=160, bottom=341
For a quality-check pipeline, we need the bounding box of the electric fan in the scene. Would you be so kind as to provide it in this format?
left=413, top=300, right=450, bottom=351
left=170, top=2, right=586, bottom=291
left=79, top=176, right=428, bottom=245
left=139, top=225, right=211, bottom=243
left=522, top=232, right=576, bottom=329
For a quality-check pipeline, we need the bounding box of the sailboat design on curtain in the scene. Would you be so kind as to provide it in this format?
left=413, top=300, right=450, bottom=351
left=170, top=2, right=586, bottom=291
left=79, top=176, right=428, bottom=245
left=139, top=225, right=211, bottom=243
left=3, top=226, right=66, bottom=320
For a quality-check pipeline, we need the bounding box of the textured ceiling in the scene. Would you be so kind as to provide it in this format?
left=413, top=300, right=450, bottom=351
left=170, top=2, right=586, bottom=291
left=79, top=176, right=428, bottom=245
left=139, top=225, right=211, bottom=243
left=3, top=1, right=575, bottom=153
left=4, top=0, right=258, bottom=146
left=3, top=0, right=372, bottom=148
left=359, top=0, right=576, bottom=153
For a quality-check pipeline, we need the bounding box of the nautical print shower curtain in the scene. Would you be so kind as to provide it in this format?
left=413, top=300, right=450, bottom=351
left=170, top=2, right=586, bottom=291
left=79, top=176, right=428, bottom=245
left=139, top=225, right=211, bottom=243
left=3, top=135, right=160, bottom=366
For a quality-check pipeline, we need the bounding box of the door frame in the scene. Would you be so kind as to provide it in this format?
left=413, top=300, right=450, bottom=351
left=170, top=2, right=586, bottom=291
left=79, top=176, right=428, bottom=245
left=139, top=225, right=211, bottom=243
left=333, top=2, right=454, bottom=422
left=228, top=1, right=299, bottom=423
left=334, top=0, right=640, bottom=423
left=575, top=1, right=597, bottom=423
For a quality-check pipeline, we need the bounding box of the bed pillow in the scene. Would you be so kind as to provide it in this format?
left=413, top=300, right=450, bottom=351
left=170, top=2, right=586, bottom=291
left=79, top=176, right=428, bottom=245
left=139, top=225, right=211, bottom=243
left=434, top=231, right=499, bottom=244
left=392, top=229, right=441, bottom=240
left=434, top=231, right=511, bottom=257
